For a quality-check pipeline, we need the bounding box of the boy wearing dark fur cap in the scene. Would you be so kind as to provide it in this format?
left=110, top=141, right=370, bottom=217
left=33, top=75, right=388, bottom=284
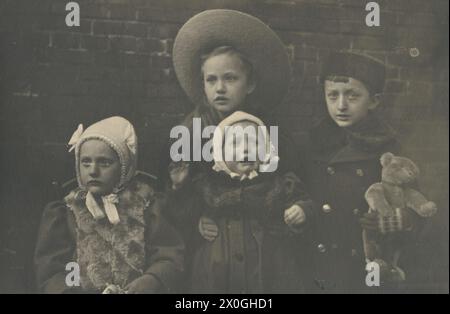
left=301, top=51, right=423, bottom=293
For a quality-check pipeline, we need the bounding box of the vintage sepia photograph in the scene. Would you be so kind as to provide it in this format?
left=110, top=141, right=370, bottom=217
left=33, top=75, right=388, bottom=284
left=0, top=0, right=448, bottom=296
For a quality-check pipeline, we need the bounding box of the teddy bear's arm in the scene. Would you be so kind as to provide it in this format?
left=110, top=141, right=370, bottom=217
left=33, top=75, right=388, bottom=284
left=404, top=188, right=437, bottom=218
left=365, top=183, right=393, bottom=216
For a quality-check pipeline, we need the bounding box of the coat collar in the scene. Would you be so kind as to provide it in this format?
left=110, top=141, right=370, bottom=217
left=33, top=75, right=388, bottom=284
left=197, top=170, right=277, bottom=221
left=65, top=176, right=154, bottom=224
left=64, top=176, right=154, bottom=291
left=310, top=113, right=398, bottom=164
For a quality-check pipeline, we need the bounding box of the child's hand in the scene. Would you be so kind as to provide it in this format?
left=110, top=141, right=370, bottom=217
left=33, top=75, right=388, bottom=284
left=125, top=274, right=161, bottom=294
left=359, top=211, right=379, bottom=231
left=102, top=284, right=127, bottom=294
left=169, top=162, right=190, bottom=190
left=284, top=204, right=306, bottom=227
left=198, top=216, right=219, bottom=241
left=360, top=208, right=414, bottom=233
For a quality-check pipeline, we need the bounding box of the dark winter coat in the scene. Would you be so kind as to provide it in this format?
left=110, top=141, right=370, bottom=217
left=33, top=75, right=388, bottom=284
left=168, top=170, right=314, bottom=293
left=301, top=114, right=403, bottom=292
left=34, top=174, right=185, bottom=294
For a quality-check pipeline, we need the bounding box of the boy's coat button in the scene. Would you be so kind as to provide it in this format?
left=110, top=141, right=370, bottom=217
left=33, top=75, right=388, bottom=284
left=353, top=208, right=360, bottom=215
left=317, top=244, right=327, bottom=253
left=327, top=167, right=335, bottom=175
left=356, top=169, right=364, bottom=176
left=322, top=204, right=332, bottom=213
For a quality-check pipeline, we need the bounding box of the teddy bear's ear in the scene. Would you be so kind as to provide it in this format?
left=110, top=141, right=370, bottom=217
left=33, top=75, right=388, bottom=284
left=380, top=152, right=394, bottom=167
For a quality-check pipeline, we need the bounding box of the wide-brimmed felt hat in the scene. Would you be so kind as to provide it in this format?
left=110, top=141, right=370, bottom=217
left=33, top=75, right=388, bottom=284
left=173, top=9, right=292, bottom=111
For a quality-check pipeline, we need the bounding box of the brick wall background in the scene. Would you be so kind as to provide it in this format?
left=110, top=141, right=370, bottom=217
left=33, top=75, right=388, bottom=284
left=1, top=0, right=448, bottom=293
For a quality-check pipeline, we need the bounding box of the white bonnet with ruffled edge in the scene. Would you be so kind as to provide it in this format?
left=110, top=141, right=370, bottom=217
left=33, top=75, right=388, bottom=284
left=212, top=111, right=279, bottom=180
left=68, top=116, right=138, bottom=192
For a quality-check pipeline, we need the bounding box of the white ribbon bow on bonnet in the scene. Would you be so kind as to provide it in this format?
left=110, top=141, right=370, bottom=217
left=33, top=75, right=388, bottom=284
left=68, top=116, right=138, bottom=225
left=212, top=111, right=279, bottom=181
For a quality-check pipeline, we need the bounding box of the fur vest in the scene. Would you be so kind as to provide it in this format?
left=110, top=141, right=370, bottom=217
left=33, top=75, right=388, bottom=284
left=64, top=180, right=155, bottom=291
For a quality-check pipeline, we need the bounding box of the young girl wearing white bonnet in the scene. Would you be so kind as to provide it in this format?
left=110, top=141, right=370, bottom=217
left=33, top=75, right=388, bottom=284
left=34, top=116, right=184, bottom=293
left=171, top=111, right=314, bottom=293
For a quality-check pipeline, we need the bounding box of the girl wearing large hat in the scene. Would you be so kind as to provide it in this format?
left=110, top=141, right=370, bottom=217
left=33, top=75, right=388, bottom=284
left=164, top=9, right=305, bottom=292
left=166, top=9, right=292, bottom=199
left=168, top=8, right=293, bottom=190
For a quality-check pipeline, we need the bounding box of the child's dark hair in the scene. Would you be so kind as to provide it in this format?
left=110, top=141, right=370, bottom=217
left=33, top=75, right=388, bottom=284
left=200, top=46, right=255, bottom=82
left=323, top=75, right=380, bottom=97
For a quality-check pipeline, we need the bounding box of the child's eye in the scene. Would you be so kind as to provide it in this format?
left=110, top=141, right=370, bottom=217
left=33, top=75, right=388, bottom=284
left=348, top=93, right=360, bottom=100
left=225, top=75, right=237, bottom=82
left=205, top=76, right=217, bottom=83
left=81, top=159, right=92, bottom=167
left=98, top=160, right=113, bottom=167
left=327, top=92, right=338, bottom=100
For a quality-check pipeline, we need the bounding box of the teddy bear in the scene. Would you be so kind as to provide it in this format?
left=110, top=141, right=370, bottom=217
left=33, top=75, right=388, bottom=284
left=363, top=152, right=437, bottom=283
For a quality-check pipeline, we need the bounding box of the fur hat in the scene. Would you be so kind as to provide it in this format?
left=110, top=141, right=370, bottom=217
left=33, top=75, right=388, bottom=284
left=68, top=116, right=138, bottom=192
left=173, top=9, right=292, bottom=111
left=321, top=51, right=386, bottom=94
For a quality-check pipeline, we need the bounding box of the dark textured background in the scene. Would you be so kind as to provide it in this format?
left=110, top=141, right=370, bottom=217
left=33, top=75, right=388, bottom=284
left=0, top=0, right=448, bottom=293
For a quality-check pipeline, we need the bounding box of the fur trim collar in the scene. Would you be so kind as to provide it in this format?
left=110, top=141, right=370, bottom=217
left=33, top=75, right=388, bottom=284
left=311, top=114, right=397, bottom=156
left=196, top=171, right=281, bottom=221
left=64, top=178, right=155, bottom=291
